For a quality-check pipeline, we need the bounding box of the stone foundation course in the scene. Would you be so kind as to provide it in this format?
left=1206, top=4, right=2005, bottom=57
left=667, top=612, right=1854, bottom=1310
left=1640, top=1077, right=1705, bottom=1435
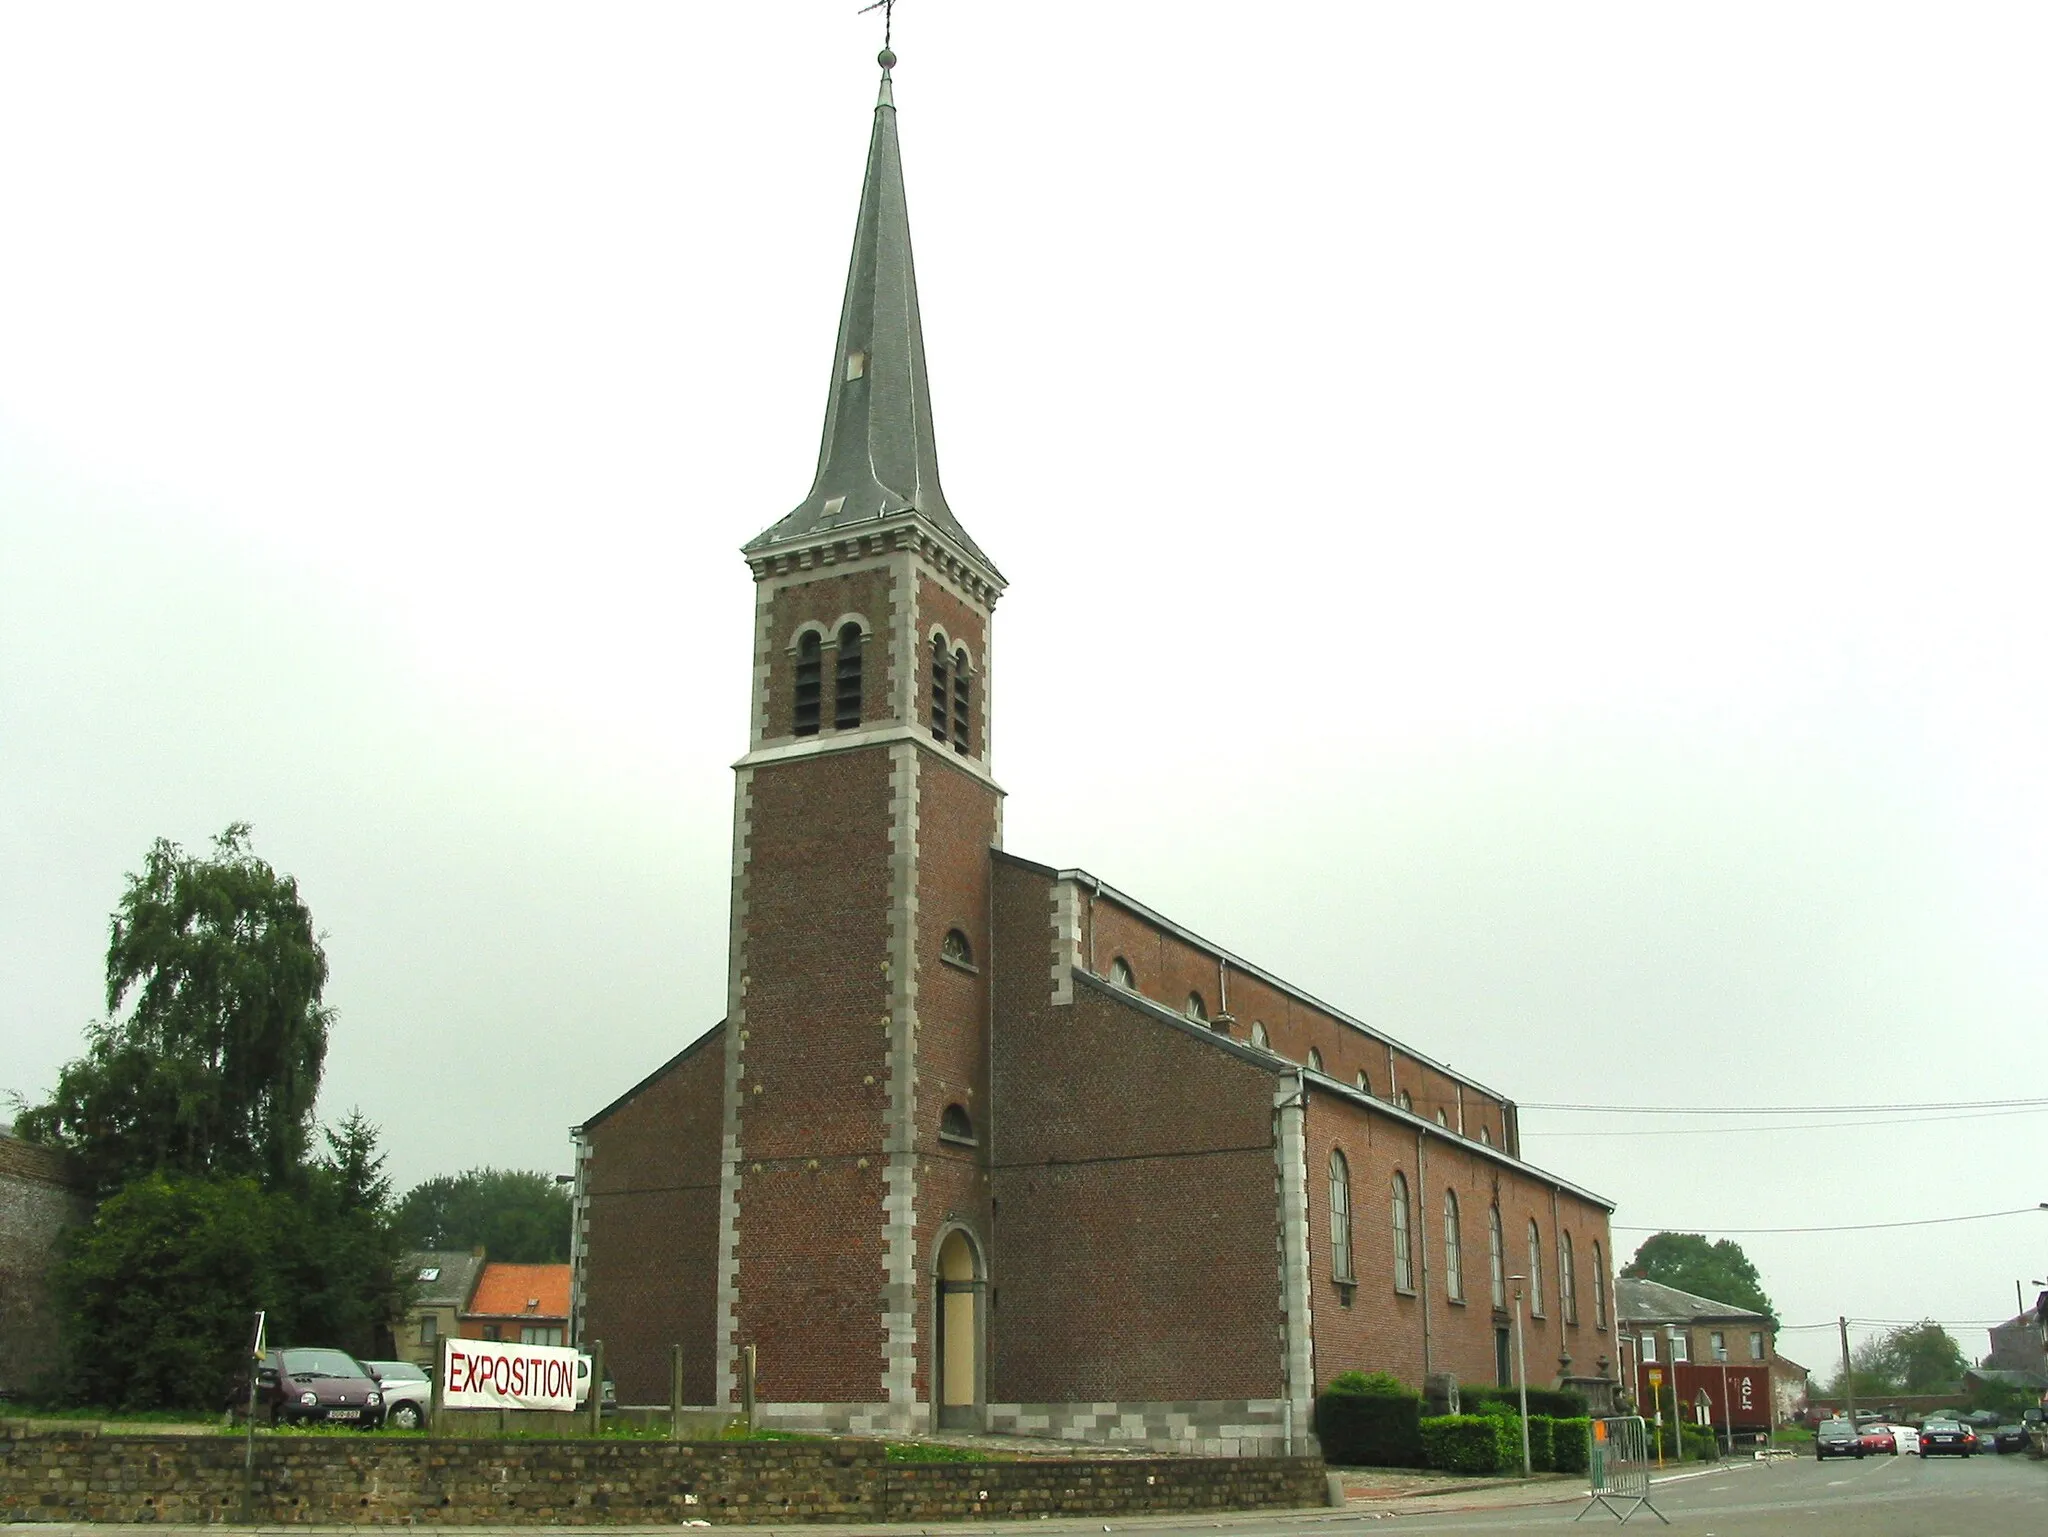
left=0, top=1426, right=1326, bottom=1525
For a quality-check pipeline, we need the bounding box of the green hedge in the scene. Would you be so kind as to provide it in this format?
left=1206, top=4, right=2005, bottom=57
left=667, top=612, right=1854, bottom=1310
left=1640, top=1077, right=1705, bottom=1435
left=1421, top=1414, right=1516, bottom=1474
left=1314, top=1376, right=1424, bottom=1467
left=1551, top=1417, right=1591, bottom=1474
left=1460, top=1384, right=1590, bottom=1420
left=1526, top=1415, right=1555, bottom=1472
left=1681, top=1425, right=1722, bottom=1462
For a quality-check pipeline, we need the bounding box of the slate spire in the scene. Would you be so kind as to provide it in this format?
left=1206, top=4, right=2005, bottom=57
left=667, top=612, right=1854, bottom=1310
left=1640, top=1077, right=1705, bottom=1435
left=746, top=50, right=994, bottom=573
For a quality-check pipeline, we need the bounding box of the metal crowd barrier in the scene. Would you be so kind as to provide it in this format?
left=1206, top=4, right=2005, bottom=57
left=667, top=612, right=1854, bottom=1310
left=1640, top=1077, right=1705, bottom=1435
left=1577, top=1415, right=1668, bottom=1525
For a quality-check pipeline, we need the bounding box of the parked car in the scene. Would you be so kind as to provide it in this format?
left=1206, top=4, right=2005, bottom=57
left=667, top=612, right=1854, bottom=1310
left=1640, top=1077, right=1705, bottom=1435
left=1991, top=1424, right=2028, bottom=1454
left=361, top=1360, right=431, bottom=1430
left=1886, top=1423, right=1920, bottom=1456
left=573, top=1356, right=618, bottom=1412
left=1815, top=1418, right=1865, bottom=1460
left=1857, top=1424, right=1896, bottom=1455
left=1917, top=1419, right=1975, bottom=1457
left=246, top=1348, right=385, bottom=1428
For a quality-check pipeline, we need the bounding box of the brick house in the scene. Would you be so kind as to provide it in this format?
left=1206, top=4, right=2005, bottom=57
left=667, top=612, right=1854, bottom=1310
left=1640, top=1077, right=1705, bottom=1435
left=1984, top=1302, right=2047, bottom=1377
left=1614, top=1277, right=1777, bottom=1431
left=571, top=48, right=1618, bottom=1454
left=394, top=1250, right=486, bottom=1377
left=460, top=1262, right=571, bottom=1346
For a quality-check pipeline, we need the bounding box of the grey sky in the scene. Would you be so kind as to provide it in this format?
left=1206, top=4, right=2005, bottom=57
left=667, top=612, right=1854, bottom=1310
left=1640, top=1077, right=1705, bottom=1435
left=3, top=3, right=2044, bottom=1368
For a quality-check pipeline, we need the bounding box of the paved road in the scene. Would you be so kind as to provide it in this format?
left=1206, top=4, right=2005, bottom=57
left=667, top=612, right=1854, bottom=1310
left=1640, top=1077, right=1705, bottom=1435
left=1340, top=1450, right=2046, bottom=1534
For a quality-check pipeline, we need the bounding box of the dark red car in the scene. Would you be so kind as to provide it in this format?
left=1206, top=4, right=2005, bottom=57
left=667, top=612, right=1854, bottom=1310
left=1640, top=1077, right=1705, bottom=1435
left=245, top=1348, right=386, bottom=1428
left=1857, top=1424, right=1896, bottom=1455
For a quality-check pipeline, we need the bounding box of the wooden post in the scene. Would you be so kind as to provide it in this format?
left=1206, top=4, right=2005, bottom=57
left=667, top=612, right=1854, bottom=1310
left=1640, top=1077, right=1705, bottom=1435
left=428, top=1339, right=443, bottom=1436
left=670, top=1344, right=685, bottom=1441
left=741, top=1344, right=757, bottom=1433
left=588, top=1339, right=605, bottom=1435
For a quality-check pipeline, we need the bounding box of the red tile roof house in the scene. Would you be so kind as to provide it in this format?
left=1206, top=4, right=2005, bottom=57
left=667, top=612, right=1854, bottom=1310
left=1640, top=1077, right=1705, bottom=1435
left=459, top=1262, right=571, bottom=1346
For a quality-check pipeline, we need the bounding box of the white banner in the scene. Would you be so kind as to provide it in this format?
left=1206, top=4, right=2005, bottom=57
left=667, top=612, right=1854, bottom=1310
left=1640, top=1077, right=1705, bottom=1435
left=440, top=1337, right=583, bottom=1412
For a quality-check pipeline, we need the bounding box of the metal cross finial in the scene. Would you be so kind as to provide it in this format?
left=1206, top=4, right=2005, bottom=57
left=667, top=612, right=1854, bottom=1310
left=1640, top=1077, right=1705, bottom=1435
left=858, top=0, right=896, bottom=54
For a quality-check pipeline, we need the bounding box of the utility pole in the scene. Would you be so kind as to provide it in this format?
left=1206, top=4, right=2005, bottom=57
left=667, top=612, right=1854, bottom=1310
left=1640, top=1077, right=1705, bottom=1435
left=1838, top=1317, right=1855, bottom=1423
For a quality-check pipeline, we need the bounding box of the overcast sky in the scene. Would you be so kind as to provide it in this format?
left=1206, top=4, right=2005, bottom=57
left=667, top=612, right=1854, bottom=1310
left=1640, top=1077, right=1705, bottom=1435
left=4, top=2, right=2044, bottom=1368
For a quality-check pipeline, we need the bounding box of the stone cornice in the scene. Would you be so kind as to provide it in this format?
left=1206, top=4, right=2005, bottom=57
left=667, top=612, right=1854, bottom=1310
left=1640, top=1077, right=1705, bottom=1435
left=743, top=514, right=1004, bottom=609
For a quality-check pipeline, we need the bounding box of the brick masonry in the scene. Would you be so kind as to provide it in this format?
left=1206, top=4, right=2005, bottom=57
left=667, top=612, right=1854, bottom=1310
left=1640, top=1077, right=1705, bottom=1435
left=0, top=1138, right=89, bottom=1398
left=0, top=1428, right=1327, bottom=1525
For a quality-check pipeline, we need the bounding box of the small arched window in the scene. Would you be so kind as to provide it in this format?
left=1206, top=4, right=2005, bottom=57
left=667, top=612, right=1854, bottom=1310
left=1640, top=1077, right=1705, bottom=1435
left=1391, top=1173, right=1414, bottom=1292
left=1527, top=1219, right=1546, bottom=1317
left=1489, top=1205, right=1506, bottom=1309
left=951, top=647, right=972, bottom=753
left=941, top=929, right=972, bottom=966
left=1307, top=1047, right=1324, bottom=1074
left=1561, top=1230, right=1578, bottom=1324
left=929, top=635, right=950, bottom=742
left=834, top=623, right=864, bottom=728
left=939, top=1103, right=975, bottom=1145
left=1328, top=1149, right=1354, bottom=1283
left=1478, top=1125, right=1493, bottom=1147
left=1443, top=1189, right=1464, bottom=1302
left=1592, top=1240, right=1608, bottom=1328
left=794, top=631, right=823, bottom=736
left=1398, top=1090, right=1414, bottom=1113
left=1250, top=1022, right=1270, bottom=1050
left=1184, top=992, right=1207, bottom=1023
left=1109, top=956, right=1135, bottom=989
left=1355, top=1069, right=1371, bottom=1095
left=1435, top=1108, right=1448, bottom=1127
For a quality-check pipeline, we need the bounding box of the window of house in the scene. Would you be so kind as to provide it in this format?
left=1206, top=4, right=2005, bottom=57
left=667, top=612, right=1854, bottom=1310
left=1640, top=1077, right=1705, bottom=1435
left=834, top=623, right=864, bottom=728
left=419, top=1315, right=438, bottom=1345
left=1185, top=991, right=1207, bottom=1023
left=1328, top=1149, right=1354, bottom=1283
left=1109, top=956, right=1135, bottom=989
left=482, top=1325, right=501, bottom=1342
left=1478, top=1125, right=1492, bottom=1146
left=942, top=928, right=973, bottom=967
left=1307, top=1047, right=1324, bottom=1073
left=951, top=648, right=972, bottom=753
left=1560, top=1231, right=1577, bottom=1324
left=929, top=635, right=950, bottom=741
left=1593, top=1241, right=1608, bottom=1328
left=1391, top=1172, right=1414, bottom=1292
left=1640, top=1333, right=1657, bottom=1363
left=520, top=1326, right=564, bottom=1346
left=1710, top=1330, right=1727, bottom=1362
left=1399, top=1090, right=1414, bottom=1113
left=1443, top=1189, right=1464, bottom=1301
left=416, top=1266, right=441, bottom=1282
left=1489, top=1205, right=1506, bottom=1309
left=794, top=631, right=823, bottom=735
left=1669, top=1331, right=1690, bottom=1363
left=1356, top=1069, right=1371, bottom=1095
left=939, top=1103, right=976, bottom=1145
left=1250, top=1022, right=1270, bottom=1049
left=1749, top=1330, right=1764, bottom=1361
left=1527, top=1220, right=1545, bottom=1316
left=1435, top=1108, right=1448, bottom=1127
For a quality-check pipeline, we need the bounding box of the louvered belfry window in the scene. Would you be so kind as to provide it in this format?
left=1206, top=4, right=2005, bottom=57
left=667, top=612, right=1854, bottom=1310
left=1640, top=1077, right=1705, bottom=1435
left=930, top=636, right=950, bottom=741
left=834, top=624, right=863, bottom=728
left=951, top=648, right=972, bottom=752
left=794, top=631, right=822, bottom=736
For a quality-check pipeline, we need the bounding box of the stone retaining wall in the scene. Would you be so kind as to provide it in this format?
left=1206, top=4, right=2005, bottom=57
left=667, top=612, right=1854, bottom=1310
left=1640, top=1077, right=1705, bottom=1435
left=0, top=1426, right=1326, bottom=1524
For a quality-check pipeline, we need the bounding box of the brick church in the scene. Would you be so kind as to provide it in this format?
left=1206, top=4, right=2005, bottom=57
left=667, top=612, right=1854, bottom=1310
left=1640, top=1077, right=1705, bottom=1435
left=571, top=47, right=1618, bottom=1455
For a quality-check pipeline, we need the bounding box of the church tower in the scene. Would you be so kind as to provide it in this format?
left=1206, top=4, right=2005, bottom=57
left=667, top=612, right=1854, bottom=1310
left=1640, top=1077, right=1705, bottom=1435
left=716, top=46, right=1003, bottom=1433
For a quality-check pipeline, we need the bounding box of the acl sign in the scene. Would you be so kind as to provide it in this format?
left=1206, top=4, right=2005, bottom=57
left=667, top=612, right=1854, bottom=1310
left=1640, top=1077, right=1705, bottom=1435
left=440, top=1338, right=581, bottom=1411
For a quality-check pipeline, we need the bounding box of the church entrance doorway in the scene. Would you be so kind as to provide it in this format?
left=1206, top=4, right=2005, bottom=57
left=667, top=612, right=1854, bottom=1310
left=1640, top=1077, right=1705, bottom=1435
left=934, top=1228, right=984, bottom=1429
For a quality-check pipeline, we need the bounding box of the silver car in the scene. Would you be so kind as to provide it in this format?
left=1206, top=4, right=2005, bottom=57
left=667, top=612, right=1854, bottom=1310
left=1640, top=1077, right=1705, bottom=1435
left=361, top=1359, right=431, bottom=1430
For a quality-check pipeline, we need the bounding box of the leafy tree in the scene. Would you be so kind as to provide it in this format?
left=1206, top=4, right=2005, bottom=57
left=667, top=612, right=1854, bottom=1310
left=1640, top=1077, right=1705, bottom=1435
left=17, top=824, right=330, bottom=1194
left=395, top=1168, right=572, bottom=1263
left=1824, top=1321, right=1969, bottom=1397
left=1621, top=1233, right=1776, bottom=1321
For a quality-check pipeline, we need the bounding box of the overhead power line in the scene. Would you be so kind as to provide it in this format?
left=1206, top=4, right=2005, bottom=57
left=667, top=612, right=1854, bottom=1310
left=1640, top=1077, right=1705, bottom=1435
left=1532, top=1105, right=2048, bottom=1137
left=1611, top=1206, right=2045, bottom=1236
left=1524, top=1096, right=2048, bottom=1115
left=1776, top=1318, right=2016, bottom=1332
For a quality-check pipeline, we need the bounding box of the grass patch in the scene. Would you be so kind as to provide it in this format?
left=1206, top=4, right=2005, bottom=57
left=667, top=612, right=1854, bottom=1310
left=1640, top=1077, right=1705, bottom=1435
left=885, top=1442, right=993, bottom=1462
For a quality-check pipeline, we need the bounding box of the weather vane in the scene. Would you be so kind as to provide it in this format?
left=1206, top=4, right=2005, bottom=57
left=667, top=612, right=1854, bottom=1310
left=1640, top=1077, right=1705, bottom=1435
left=858, top=0, right=897, bottom=59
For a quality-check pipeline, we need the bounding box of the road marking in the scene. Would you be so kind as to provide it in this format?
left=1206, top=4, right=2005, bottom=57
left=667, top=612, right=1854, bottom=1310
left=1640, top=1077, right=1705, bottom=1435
left=1826, top=1479, right=1849, bottom=1486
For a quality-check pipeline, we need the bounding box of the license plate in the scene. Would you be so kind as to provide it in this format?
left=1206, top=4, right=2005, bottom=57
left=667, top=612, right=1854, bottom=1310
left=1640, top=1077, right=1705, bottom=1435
left=327, top=1409, right=359, bottom=1420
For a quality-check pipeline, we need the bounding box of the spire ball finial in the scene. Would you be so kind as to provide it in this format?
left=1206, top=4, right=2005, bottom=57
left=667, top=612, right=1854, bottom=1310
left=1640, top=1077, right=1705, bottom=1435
left=878, top=47, right=896, bottom=70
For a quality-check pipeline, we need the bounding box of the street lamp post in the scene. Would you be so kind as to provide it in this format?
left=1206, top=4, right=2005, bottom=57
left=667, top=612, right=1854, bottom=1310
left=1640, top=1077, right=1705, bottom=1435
left=1507, top=1274, right=1532, bottom=1478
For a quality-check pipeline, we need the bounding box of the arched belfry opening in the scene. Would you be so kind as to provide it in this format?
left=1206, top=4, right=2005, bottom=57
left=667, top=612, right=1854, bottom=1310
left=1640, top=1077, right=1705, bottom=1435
left=934, top=1227, right=985, bottom=1428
